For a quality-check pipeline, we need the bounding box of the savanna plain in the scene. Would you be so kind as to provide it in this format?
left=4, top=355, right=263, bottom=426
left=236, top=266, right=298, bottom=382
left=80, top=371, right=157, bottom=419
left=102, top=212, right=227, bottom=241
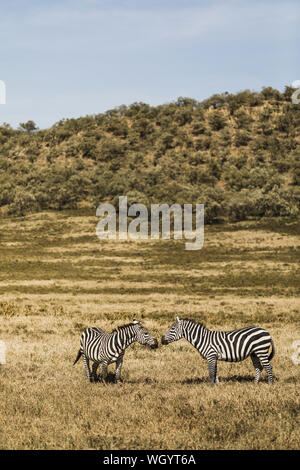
left=0, top=212, right=299, bottom=450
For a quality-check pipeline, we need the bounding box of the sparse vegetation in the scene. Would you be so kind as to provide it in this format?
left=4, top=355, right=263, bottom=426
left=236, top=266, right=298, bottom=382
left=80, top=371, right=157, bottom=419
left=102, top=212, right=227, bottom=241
left=0, top=213, right=299, bottom=449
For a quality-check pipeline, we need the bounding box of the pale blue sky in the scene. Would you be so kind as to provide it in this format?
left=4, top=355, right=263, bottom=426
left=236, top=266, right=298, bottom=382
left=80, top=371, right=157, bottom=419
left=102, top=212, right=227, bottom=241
left=0, top=0, right=299, bottom=129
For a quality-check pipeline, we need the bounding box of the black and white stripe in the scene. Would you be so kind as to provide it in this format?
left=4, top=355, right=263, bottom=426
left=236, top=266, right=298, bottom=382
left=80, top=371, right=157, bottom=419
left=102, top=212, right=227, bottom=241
left=74, top=320, right=158, bottom=383
left=162, top=316, right=275, bottom=384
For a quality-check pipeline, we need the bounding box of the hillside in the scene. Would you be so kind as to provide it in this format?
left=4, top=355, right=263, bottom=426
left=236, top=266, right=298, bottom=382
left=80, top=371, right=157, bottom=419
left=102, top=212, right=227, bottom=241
left=0, top=86, right=299, bottom=222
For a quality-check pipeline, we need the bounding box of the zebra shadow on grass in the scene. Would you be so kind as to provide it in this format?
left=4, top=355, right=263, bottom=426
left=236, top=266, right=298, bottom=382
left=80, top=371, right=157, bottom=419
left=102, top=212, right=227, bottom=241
left=91, top=373, right=280, bottom=385
left=93, top=373, right=159, bottom=385
left=181, top=375, right=278, bottom=384
left=93, top=372, right=118, bottom=384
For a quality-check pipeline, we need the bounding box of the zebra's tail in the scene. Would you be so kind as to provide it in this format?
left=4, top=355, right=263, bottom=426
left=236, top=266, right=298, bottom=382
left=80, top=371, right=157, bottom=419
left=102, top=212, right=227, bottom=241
left=73, top=349, right=82, bottom=365
left=268, top=339, right=275, bottom=362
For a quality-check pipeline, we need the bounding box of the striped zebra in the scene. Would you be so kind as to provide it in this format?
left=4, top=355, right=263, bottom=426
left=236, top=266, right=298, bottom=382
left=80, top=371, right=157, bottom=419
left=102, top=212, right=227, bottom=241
left=161, top=316, right=275, bottom=384
left=74, top=320, right=158, bottom=383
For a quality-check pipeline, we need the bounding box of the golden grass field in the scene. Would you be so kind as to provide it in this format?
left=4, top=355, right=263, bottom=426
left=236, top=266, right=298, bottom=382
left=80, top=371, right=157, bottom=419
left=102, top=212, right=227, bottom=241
left=0, top=212, right=299, bottom=449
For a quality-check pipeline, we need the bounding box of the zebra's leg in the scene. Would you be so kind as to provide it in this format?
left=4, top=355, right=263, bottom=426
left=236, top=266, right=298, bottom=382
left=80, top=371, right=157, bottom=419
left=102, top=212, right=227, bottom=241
left=91, top=362, right=99, bottom=382
left=115, top=355, right=124, bottom=383
left=83, top=354, right=92, bottom=382
left=207, top=355, right=218, bottom=385
left=250, top=353, right=263, bottom=383
left=256, top=352, right=273, bottom=384
left=100, top=363, right=108, bottom=383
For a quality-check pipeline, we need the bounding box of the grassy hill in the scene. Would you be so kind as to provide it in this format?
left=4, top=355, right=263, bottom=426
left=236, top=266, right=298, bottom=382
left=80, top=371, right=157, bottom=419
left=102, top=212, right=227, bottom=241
left=0, top=86, right=299, bottom=222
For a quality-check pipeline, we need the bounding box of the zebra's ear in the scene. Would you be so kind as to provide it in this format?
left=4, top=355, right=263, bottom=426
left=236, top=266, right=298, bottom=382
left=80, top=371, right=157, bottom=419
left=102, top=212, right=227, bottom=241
left=175, top=315, right=180, bottom=322
left=133, top=318, right=139, bottom=324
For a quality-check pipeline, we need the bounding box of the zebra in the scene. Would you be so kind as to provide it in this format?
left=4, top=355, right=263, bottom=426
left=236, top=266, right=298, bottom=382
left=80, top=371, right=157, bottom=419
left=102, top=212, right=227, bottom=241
left=73, top=319, right=158, bottom=383
left=161, top=316, right=275, bottom=384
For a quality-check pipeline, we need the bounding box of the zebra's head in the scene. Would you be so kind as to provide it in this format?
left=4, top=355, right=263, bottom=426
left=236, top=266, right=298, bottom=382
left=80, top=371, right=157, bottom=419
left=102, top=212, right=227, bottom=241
left=161, top=315, right=183, bottom=345
left=132, top=320, right=158, bottom=349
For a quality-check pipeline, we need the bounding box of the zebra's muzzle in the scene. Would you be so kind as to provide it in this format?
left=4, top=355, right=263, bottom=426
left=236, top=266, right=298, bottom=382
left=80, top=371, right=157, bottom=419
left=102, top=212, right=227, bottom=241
left=161, top=335, right=168, bottom=345
left=150, top=339, right=158, bottom=349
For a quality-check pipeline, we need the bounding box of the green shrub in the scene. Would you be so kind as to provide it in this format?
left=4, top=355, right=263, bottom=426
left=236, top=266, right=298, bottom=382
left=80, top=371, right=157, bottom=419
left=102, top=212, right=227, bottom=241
left=8, top=189, right=38, bottom=216
left=208, top=111, right=226, bottom=131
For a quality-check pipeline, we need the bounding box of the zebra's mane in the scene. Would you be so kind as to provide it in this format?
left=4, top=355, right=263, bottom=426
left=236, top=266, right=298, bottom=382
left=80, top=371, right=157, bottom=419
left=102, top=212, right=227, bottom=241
left=111, top=322, right=138, bottom=333
left=181, top=318, right=205, bottom=328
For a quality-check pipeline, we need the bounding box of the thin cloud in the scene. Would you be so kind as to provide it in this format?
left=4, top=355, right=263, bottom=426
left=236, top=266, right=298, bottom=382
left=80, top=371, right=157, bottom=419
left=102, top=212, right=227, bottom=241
left=0, top=0, right=299, bottom=128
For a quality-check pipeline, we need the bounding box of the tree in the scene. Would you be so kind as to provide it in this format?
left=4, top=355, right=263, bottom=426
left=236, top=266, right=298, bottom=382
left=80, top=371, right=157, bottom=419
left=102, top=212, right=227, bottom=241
left=18, top=120, right=38, bottom=132
left=208, top=111, right=226, bottom=131
left=9, top=189, right=37, bottom=216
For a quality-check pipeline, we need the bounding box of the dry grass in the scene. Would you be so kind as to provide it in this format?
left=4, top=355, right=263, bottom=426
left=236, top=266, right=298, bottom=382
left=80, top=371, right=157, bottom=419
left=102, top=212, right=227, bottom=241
left=0, top=320, right=299, bottom=450
left=0, top=213, right=299, bottom=449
